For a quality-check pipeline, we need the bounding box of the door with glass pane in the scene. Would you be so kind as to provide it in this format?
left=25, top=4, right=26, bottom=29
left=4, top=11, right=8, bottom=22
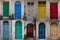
left=27, top=2, right=34, bottom=21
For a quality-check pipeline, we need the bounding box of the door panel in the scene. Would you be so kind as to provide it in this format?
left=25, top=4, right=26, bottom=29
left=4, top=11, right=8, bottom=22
left=50, top=3, right=58, bottom=19
left=38, top=1, right=46, bottom=19
left=15, top=1, right=21, bottom=19
left=3, top=21, right=9, bottom=40
left=38, top=23, right=45, bottom=39
left=27, top=24, right=33, bottom=38
left=3, top=2, right=9, bottom=17
left=50, top=22, right=58, bottom=38
left=15, top=21, right=22, bottom=39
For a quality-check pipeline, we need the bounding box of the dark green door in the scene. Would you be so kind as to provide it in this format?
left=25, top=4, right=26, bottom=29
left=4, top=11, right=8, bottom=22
left=15, top=21, right=22, bottom=40
left=3, top=2, right=9, bottom=17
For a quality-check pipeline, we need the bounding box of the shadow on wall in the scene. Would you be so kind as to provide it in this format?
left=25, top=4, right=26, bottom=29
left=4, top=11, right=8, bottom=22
left=58, top=37, right=60, bottom=40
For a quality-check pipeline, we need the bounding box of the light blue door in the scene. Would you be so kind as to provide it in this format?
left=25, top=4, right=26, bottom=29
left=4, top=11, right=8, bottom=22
left=15, top=1, right=21, bottom=19
left=15, top=21, right=22, bottom=40
left=3, top=21, right=9, bottom=40
left=38, top=23, right=45, bottom=40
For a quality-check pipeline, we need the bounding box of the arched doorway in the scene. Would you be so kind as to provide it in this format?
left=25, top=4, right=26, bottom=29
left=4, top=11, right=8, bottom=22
left=15, top=21, right=22, bottom=40
left=27, top=23, right=33, bottom=38
left=15, top=1, right=21, bottom=19
left=38, top=23, right=45, bottom=40
left=3, top=2, right=9, bottom=17
left=3, top=21, right=9, bottom=40
left=50, top=22, right=58, bottom=39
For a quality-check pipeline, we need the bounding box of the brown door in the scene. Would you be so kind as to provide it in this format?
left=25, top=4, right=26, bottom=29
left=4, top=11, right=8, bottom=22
left=50, top=22, right=58, bottom=38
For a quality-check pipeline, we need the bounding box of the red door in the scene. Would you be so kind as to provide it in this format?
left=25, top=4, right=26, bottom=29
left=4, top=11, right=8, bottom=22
left=27, top=24, right=33, bottom=38
left=50, top=3, right=58, bottom=19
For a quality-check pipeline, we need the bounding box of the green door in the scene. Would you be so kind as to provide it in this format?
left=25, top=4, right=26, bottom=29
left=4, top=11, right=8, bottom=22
left=3, top=2, right=9, bottom=17
left=15, top=21, right=22, bottom=40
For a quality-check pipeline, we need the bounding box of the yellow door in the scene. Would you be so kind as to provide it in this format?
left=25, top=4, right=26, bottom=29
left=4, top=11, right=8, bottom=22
left=38, top=1, right=46, bottom=20
left=50, top=22, right=58, bottom=38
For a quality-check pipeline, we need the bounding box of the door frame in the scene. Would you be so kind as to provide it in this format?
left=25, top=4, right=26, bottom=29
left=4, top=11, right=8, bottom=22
left=36, top=21, right=46, bottom=40
left=12, top=20, right=24, bottom=40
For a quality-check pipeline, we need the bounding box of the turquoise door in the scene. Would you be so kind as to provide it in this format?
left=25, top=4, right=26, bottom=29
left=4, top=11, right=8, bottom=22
left=38, top=23, right=45, bottom=40
left=15, top=1, right=21, bottom=19
left=3, top=2, right=9, bottom=17
left=15, top=21, right=22, bottom=40
left=3, top=21, right=9, bottom=40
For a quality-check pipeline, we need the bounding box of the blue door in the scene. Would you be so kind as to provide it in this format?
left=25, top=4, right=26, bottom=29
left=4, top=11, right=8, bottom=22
left=3, top=21, right=9, bottom=40
left=38, top=23, right=45, bottom=39
left=15, top=1, right=21, bottom=19
left=15, top=21, right=22, bottom=40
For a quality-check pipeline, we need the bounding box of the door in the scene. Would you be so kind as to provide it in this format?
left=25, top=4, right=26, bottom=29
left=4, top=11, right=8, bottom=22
left=15, top=21, right=22, bottom=39
left=38, top=1, right=46, bottom=19
left=3, top=2, right=9, bottom=17
left=27, top=2, right=34, bottom=21
left=50, top=22, right=58, bottom=38
left=27, top=24, right=33, bottom=38
left=38, top=23, right=45, bottom=39
left=50, top=3, right=58, bottom=19
left=15, top=1, right=21, bottom=19
left=3, top=21, right=9, bottom=40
